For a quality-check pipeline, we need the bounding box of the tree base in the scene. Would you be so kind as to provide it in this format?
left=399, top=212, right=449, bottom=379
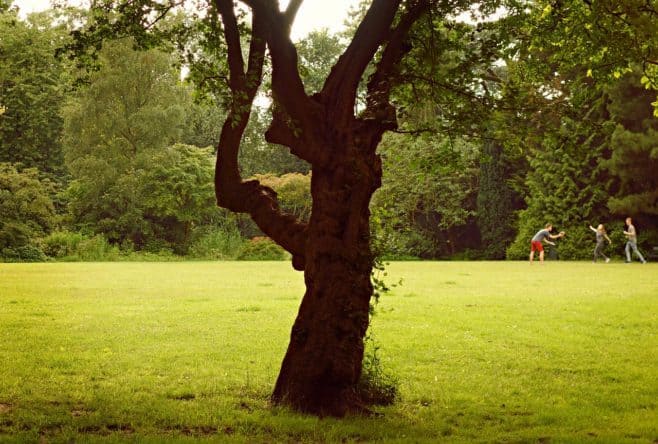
left=271, top=388, right=382, bottom=418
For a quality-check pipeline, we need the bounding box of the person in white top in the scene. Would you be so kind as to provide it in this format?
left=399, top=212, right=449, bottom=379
left=589, top=224, right=611, bottom=263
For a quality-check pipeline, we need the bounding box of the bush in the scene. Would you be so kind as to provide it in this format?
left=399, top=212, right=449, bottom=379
left=0, top=221, right=32, bottom=252
left=373, top=227, right=437, bottom=260
left=237, top=237, right=287, bottom=260
left=40, top=231, right=85, bottom=258
left=548, top=225, right=590, bottom=260
left=1, top=244, right=46, bottom=262
left=253, top=173, right=312, bottom=221
left=235, top=173, right=312, bottom=240
left=76, top=235, right=120, bottom=261
left=189, top=225, right=245, bottom=260
left=40, top=231, right=119, bottom=261
left=0, top=164, right=56, bottom=257
left=142, top=238, right=174, bottom=255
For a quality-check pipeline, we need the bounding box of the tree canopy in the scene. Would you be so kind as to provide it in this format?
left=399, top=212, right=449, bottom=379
left=0, top=7, right=71, bottom=175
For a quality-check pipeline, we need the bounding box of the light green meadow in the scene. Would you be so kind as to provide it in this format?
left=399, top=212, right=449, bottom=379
left=0, top=261, right=656, bottom=443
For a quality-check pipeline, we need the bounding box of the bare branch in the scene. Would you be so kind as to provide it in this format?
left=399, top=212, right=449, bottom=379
left=241, top=0, right=327, bottom=166
left=212, top=2, right=308, bottom=267
left=322, top=0, right=402, bottom=122
left=214, top=0, right=246, bottom=91
left=283, top=0, right=304, bottom=29
left=364, top=1, right=432, bottom=120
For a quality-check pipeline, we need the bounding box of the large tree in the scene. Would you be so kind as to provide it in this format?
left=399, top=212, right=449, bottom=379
left=75, top=0, right=511, bottom=416
left=605, top=70, right=658, bottom=218
left=62, top=40, right=188, bottom=247
left=210, top=0, right=435, bottom=415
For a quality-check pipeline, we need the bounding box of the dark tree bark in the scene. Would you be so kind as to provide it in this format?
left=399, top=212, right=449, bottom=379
left=214, top=0, right=431, bottom=416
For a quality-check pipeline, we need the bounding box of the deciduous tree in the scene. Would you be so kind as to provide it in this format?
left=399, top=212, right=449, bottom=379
left=0, top=8, right=70, bottom=177
left=62, top=40, right=188, bottom=247
left=73, top=0, right=514, bottom=416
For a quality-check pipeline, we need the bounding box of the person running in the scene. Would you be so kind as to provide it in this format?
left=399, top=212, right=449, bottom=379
left=530, top=223, right=565, bottom=263
left=623, top=217, right=647, bottom=263
left=589, top=224, right=611, bottom=263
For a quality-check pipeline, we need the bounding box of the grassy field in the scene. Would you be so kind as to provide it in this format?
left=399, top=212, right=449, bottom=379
left=0, top=261, right=656, bottom=443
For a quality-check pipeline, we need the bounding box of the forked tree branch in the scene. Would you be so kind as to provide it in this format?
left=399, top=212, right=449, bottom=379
left=240, top=0, right=331, bottom=166
left=364, top=0, right=432, bottom=124
left=213, top=0, right=308, bottom=268
left=322, top=0, right=402, bottom=124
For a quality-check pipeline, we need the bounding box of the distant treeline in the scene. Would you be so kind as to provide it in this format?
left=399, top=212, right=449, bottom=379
left=1, top=5, right=656, bottom=262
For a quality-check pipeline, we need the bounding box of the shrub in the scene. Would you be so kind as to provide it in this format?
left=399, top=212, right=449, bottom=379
left=40, top=231, right=119, bottom=261
left=253, top=173, right=312, bottom=221
left=75, top=235, right=120, bottom=261
left=1, top=244, right=46, bottom=262
left=0, top=221, right=32, bottom=252
left=554, top=226, right=594, bottom=260
left=0, top=164, right=56, bottom=256
left=237, top=237, right=287, bottom=260
left=142, top=238, right=174, bottom=255
left=189, top=225, right=244, bottom=260
left=235, top=173, right=312, bottom=240
left=41, top=231, right=85, bottom=258
left=372, top=226, right=436, bottom=260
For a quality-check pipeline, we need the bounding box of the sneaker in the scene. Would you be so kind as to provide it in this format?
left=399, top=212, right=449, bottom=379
left=605, top=258, right=610, bottom=263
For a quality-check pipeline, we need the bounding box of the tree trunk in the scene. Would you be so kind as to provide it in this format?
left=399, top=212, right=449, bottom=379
left=208, top=0, right=415, bottom=418
left=272, top=141, right=382, bottom=416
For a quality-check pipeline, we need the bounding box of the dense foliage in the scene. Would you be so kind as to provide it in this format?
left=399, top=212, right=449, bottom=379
left=0, top=163, right=56, bottom=261
left=0, top=7, right=70, bottom=176
left=1, top=1, right=657, bottom=262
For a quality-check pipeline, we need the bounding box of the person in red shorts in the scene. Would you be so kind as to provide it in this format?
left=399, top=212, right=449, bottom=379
left=529, top=223, right=565, bottom=264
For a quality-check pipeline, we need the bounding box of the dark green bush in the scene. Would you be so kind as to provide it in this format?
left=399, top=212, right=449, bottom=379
left=1, top=244, right=46, bottom=262
left=76, top=235, right=120, bottom=261
left=143, top=238, right=174, bottom=255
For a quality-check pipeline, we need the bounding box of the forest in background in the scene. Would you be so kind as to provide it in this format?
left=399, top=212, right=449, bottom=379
left=1, top=0, right=657, bottom=263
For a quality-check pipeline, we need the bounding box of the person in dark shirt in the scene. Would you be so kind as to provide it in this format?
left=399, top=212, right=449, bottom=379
left=623, top=217, right=647, bottom=264
left=529, top=223, right=565, bottom=264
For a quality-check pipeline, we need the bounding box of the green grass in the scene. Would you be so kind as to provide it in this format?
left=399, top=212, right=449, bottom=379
left=0, top=261, right=656, bottom=443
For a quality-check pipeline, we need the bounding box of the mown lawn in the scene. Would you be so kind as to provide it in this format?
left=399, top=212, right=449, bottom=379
left=0, top=261, right=656, bottom=443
